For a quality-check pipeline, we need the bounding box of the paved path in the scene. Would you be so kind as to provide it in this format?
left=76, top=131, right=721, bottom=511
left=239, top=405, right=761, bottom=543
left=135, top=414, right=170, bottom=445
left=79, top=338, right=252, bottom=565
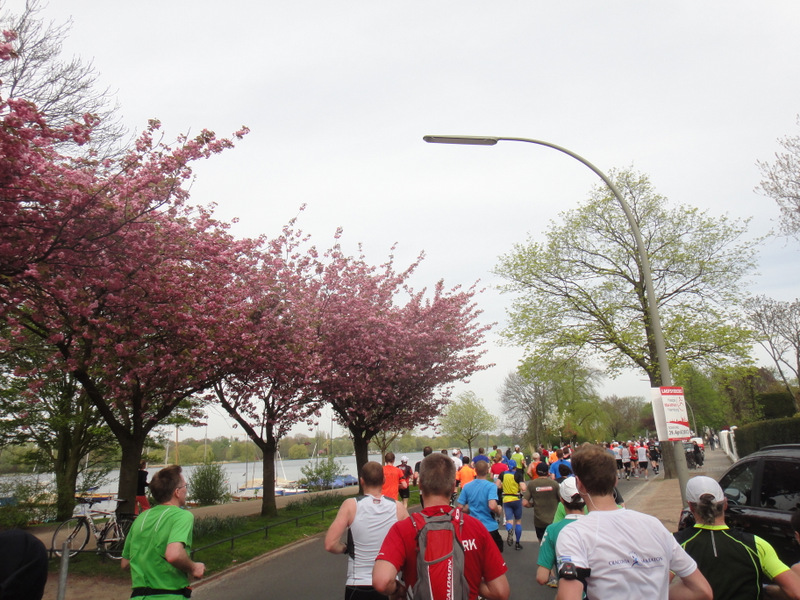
left=191, top=449, right=732, bottom=599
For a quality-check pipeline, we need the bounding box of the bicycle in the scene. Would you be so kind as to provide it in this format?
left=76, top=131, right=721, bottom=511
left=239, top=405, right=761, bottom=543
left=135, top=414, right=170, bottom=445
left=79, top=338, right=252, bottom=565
left=51, top=489, right=135, bottom=559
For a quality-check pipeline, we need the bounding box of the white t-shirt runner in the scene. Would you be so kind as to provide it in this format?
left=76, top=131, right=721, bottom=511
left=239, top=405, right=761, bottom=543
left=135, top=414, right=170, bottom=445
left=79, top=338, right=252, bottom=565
left=556, top=508, right=697, bottom=598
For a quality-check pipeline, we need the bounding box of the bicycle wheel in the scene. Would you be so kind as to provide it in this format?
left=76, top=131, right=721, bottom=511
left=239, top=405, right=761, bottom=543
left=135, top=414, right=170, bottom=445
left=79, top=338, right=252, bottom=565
left=52, top=517, right=90, bottom=557
left=98, top=515, right=134, bottom=559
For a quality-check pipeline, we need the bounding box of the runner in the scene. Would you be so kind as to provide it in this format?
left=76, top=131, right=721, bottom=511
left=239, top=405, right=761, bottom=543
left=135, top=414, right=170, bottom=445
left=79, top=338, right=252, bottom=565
left=498, top=459, right=526, bottom=551
left=636, top=442, right=649, bottom=480
left=522, top=462, right=560, bottom=542
left=612, top=442, right=623, bottom=479
left=457, top=459, right=504, bottom=553
left=324, top=461, right=408, bottom=600
left=372, top=453, right=510, bottom=600
left=621, top=442, right=632, bottom=480
left=397, top=456, right=413, bottom=508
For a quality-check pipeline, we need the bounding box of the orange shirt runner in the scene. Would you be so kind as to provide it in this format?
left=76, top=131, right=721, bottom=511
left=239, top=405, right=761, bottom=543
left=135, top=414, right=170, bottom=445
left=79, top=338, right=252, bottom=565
left=382, top=464, right=403, bottom=499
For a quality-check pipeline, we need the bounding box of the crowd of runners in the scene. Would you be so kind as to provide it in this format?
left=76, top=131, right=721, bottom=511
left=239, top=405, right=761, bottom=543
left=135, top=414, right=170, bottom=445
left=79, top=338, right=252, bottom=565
left=323, top=440, right=800, bottom=600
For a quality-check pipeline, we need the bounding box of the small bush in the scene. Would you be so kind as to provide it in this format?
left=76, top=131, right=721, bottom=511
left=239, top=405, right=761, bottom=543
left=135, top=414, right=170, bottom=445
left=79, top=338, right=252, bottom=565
left=188, top=462, right=230, bottom=506
left=299, top=456, right=344, bottom=491
left=0, top=477, right=56, bottom=528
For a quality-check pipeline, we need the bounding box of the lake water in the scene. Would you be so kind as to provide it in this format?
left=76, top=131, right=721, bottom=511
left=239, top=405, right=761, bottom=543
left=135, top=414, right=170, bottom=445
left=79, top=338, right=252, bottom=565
left=2, top=451, right=432, bottom=512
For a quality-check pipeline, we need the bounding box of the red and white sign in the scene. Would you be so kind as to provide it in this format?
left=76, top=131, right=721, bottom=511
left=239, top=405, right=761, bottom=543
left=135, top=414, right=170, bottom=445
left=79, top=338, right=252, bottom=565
left=651, top=386, right=691, bottom=441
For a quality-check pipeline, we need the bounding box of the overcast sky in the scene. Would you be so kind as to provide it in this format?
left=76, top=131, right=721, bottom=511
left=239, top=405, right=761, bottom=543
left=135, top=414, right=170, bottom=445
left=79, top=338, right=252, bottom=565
left=6, top=1, right=800, bottom=441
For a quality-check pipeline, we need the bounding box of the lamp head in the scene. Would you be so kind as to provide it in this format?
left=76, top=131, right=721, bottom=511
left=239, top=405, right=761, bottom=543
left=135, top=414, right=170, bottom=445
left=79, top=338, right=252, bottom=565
left=423, top=135, right=498, bottom=146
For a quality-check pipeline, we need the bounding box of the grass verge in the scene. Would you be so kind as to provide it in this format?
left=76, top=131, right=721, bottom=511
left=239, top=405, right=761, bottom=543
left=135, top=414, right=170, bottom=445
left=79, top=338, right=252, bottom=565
left=47, top=490, right=420, bottom=580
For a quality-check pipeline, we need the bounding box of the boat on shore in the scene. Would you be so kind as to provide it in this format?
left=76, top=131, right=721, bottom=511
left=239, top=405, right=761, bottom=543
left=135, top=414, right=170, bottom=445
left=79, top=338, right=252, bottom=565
left=232, top=478, right=308, bottom=500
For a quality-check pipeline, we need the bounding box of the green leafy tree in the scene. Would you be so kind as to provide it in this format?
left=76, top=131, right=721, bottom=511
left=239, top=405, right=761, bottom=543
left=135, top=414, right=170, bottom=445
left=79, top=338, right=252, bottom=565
left=288, top=444, right=309, bottom=460
left=439, top=391, right=497, bottom=459
left=496, top=169, right=758, bottom=475
left=674, top=364, right=729, bottom=432
left=503, top=356, right=602, bottom=447
left=497, top=168, right=758, bottom=386
left=601, top=395, right=646, bottom=441
left=711, top=365, right=777, bottom=426
left=0, top=359, right=116, bottom=520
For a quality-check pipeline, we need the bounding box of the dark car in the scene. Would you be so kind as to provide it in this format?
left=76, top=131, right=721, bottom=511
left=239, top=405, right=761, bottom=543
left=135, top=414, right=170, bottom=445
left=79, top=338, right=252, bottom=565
left=678, top=444, right=800, bottom=565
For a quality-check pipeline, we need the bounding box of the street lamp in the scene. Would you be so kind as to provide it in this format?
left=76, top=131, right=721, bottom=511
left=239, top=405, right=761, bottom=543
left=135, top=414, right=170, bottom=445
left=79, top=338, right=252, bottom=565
left=424, top=134, right=690, bottom=503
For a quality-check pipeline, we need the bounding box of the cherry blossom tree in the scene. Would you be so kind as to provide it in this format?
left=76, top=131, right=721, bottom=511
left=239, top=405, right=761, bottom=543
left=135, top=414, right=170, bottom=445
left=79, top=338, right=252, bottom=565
left=312, top=243, right=491, bottom=478
left=0, top=53, right=254, bottom=508
left=212, top=223, right=325, bottom=516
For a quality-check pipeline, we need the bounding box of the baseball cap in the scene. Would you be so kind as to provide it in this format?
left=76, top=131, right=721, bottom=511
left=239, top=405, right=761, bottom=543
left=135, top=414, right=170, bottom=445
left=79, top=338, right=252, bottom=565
left=451, top=448, right=459, bottom=455
left=401, top=456, right=408, bottom=463
left=536, top=462, right=549, bottom=476
left=560, top=476, right=582, bottom=503
left=507, top=459, right=517, bottom=470
left=686, top=476, right=724, bottom=503
left=514, top=444, right=520, bottom=450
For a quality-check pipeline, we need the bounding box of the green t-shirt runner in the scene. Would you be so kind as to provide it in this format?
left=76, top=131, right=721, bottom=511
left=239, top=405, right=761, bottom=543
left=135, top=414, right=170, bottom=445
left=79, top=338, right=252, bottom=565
left=123, top=504, right=195, bottom=599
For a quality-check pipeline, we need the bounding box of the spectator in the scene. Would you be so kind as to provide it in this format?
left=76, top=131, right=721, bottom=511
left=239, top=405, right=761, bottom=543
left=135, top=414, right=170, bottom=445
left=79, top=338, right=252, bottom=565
left=136, top=460, right=150, bottom=514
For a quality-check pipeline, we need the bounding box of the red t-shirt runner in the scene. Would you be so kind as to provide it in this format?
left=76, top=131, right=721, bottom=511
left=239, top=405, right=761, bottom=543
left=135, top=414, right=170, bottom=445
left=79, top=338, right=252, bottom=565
left=376, top=505, right=508, bottom=600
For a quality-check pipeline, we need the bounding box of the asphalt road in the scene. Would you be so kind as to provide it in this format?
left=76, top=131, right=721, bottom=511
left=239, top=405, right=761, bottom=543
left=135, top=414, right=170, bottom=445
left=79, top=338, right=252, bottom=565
left=194, top=475, right=646, bottom=600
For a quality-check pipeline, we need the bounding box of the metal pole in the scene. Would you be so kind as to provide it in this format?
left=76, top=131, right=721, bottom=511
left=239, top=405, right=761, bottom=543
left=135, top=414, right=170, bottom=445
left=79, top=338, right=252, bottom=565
left=56, top=541, right=71, bottom=600
left=423, top=134, right=690, bottom=504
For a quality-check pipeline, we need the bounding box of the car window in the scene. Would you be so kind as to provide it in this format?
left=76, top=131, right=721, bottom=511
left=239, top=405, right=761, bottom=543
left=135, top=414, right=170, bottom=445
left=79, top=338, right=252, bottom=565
left=719, top=460, right=758, bottom=506
left=760, top=459, right=800, bottom=511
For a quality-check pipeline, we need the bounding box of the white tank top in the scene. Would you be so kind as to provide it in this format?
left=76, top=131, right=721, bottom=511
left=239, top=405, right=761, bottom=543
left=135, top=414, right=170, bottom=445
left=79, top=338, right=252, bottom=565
left=347, top=494, right=398, bottom=585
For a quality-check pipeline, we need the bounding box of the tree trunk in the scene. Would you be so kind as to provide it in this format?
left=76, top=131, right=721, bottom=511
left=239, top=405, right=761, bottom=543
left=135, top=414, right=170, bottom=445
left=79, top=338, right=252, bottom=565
left=258, top=431, right=278, bottom=517
left=53, top=448, right=82, bottom=521
left=117, top=436, right=146, bottom=516
left=351, top=429, right=371, bottom=495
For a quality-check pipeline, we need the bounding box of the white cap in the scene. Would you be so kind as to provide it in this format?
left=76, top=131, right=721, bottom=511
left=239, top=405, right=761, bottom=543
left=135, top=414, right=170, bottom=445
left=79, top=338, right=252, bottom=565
left=559, top=476, right=581, bottom=503
left=514, top=445, right=520, bottom=450
left=452, top=448, right=459, bottom=455
left=401, top=456, right=408, bottom=463
left=686, top=476, right=724, bottom=503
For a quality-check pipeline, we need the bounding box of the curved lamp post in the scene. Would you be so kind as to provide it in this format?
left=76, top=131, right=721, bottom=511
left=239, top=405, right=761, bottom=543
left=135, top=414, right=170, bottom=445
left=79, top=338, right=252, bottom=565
left=424, top=134, right=689, bottom=503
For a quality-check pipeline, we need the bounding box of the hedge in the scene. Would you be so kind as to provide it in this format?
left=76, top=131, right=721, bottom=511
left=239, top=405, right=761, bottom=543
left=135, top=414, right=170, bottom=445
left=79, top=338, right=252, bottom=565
left=733, top=416, right=800, bottom=457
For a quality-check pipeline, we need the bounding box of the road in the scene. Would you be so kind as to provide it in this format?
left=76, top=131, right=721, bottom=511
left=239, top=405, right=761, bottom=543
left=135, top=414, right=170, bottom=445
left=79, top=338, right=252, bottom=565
left=194, top=475, right=648, bottom=599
